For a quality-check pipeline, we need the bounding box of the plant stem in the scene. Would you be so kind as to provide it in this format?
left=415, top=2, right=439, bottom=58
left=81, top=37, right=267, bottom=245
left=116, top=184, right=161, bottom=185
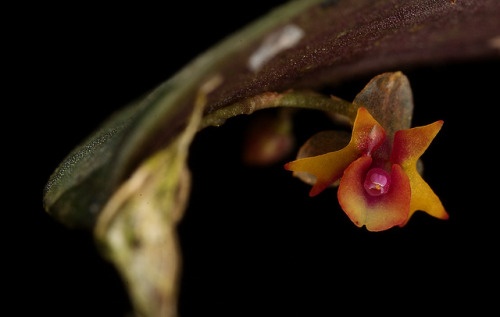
left=200, top=90, right=357, bottom=129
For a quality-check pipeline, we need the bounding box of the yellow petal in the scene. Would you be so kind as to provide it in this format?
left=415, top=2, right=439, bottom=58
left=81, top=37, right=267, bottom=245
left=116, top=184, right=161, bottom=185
left=402, top=169, right=449, bottom=226
left=285, top=146, right=359, bottom=196
left=391, top=121, right=448, bottom=223
left=285, top=107, right=385, bottom=196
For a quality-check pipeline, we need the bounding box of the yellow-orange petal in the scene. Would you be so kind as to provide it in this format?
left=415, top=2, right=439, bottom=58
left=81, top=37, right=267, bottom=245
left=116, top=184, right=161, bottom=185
left=391, top=121, right=448, bottom=223
left=284, top=107, right=385, bottom=196
left=350, top=107, right=386, bottom=155
left=338, top=156, right=411, bottom=232
left=400, top=168, right=448, bottom=226
left=285, top=146, right=360, bottom=196
left=391, top=120, right=444, bottom=166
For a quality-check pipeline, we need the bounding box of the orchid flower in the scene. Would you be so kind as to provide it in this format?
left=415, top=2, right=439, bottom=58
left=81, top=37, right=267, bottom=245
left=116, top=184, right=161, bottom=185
left=285, top=74, right=448, bottom=231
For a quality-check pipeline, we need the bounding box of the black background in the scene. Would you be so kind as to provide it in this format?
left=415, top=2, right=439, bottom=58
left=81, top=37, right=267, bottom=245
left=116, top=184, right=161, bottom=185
left=11, top=1, right=499, bottom=316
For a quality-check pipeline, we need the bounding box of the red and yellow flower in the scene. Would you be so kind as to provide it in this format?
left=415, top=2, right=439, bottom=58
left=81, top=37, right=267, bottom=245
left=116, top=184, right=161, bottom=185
left=284, top=107, right=447, bottom=231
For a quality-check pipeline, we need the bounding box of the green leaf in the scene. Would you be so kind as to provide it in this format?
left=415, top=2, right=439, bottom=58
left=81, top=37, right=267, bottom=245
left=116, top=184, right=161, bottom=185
left=43, top=100, right=144, bottom=228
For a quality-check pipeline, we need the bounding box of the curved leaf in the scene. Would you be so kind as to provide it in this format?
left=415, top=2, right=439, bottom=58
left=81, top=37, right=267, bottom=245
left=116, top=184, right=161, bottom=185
left=43, top=1, right=500, bottom=316
left=44, top=0, right=500, bottom=228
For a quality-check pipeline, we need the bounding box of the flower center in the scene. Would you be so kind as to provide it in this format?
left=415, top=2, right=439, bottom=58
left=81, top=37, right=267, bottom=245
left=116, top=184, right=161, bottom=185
left=364, top=168, right=390, bottom=196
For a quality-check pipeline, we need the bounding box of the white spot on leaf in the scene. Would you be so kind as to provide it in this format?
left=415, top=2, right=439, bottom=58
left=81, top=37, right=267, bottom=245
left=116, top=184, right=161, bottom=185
left=248, top=24, right=305, bottom=72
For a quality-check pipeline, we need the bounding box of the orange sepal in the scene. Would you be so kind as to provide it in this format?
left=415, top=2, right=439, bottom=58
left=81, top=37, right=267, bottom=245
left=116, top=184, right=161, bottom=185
left=391, top=121, right=448, bottom=223
left=284, top=107, right=385, bottom=196
left=338, top=156, right=411, bottom=232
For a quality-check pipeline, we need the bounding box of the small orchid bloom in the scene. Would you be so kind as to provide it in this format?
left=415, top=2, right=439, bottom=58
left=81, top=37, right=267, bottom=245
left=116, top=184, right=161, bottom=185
left=285, top=106, right=448, bottom=231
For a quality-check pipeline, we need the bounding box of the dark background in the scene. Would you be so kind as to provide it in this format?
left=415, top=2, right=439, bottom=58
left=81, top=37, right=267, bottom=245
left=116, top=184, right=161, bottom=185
left=12, top=1, right=498, bottom=316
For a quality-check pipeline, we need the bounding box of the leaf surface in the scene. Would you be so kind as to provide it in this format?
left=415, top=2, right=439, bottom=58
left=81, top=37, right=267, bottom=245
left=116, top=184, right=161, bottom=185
left=44, top=0, right=499, bottom=228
